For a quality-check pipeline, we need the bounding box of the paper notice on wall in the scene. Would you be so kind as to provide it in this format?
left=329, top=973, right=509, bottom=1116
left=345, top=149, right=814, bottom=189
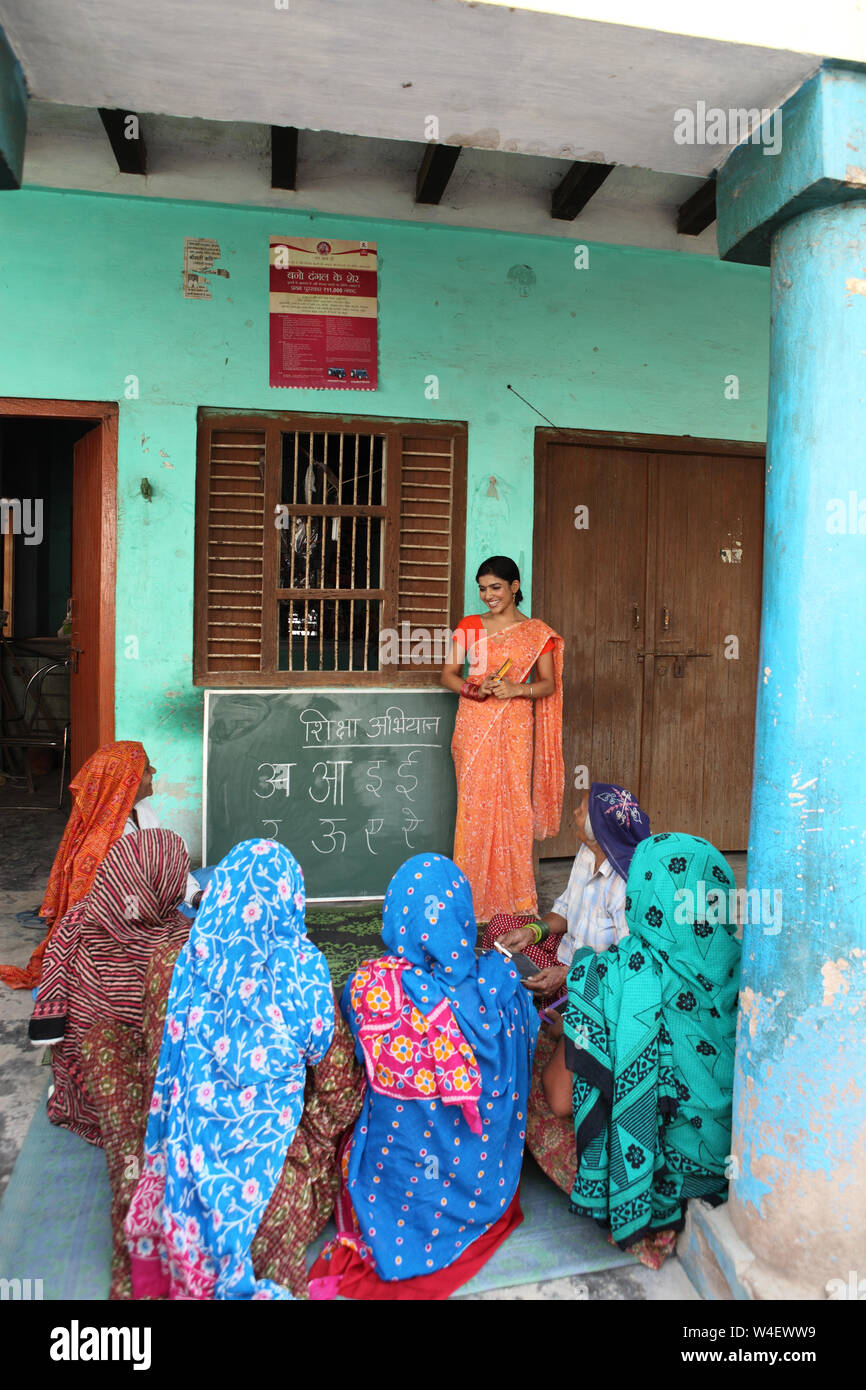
left=269, top=236, right=378, bottom=389
left=183, top=238, right=230, bottom=299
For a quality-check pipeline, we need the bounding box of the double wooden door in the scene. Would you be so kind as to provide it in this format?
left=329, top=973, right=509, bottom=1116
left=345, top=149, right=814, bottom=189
left=533, top=433, right=764, bottom=854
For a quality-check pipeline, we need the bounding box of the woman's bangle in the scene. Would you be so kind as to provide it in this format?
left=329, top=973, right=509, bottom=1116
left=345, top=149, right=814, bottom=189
left=528, top=921, right=546, bottom=944
left=460, top=680, right=485, bottom=701
left=528, top=683, right=533, bottom=698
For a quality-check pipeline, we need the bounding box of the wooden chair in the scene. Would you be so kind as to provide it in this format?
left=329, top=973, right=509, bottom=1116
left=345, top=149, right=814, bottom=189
left=0, top=658, right=70, bottom=809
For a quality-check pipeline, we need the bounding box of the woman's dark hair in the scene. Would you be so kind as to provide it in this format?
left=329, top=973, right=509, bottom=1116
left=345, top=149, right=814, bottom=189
left=475, top=555, right=523, bottom=607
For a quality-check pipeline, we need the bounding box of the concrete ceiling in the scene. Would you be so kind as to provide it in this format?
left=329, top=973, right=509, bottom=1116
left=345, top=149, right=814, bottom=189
left=0, top=0, right=825, bottom=177
left=20, top=102, right=720, bottom=254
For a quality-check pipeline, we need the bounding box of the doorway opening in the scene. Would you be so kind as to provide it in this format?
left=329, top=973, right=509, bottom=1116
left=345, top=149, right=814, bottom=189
left=0, top=399, right=117, bottom=807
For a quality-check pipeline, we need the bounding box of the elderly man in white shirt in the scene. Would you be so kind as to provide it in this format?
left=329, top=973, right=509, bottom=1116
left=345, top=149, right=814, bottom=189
left=489, top=783, right=650, bottom=1000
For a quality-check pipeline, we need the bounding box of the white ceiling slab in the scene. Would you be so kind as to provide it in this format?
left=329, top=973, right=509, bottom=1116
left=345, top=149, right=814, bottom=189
left=0, top=0, right=824, bottom=177
left=21, top=104, right=719, bottom=255
left=476, top=0, right=866, bottom=63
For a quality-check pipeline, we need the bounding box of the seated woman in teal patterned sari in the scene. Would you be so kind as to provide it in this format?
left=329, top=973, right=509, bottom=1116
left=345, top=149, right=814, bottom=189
left=542, top=831, right=741, bottom=1268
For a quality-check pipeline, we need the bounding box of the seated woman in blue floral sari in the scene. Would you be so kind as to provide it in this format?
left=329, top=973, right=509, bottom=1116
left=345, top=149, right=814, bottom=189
left=310, top=853, right=539, bottom=1299
left=542, top=832, right=741, bottom=1268
left=124, top=839, right=338, bottom=1300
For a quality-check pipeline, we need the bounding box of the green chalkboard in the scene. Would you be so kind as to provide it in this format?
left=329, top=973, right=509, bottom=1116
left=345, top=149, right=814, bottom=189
left=203, top=688, right=459, bottom=899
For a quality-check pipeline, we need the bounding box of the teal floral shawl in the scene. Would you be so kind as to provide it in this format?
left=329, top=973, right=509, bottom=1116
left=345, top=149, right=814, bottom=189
left=563, top=832, right=741, bottom=1248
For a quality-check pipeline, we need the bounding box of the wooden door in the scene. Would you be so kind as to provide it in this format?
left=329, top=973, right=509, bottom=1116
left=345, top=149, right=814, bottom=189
left=533, top=434, right=764, bottom=852
left=533, top=440, right=649, bottom=857
left=640, top=452, right=763, bottom=844
left=70, top=422, right=116, bottom=774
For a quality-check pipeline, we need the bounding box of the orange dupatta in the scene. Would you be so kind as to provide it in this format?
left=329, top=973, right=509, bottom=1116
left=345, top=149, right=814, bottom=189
left=0, top=741, right=147, bottom=990
left=451, top=617, right=564, bottom=921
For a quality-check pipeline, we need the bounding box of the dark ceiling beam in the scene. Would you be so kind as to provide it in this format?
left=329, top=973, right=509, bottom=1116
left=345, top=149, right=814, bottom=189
left=98, top=108, right=147, bottom=175
left=677, top=175, right=717, bottom=236
left=416, top=143, right=461, bottom=204
left=271, top=126, right=299, bottom=190
left=551, top=160, right=614, bottom=220
left=0, top=27, right=27, bottom=191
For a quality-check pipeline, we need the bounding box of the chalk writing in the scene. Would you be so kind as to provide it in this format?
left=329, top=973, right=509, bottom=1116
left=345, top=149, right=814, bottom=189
left=367, top=706, right=441, bottom=739
left=365, top=817, right=385, bottom=854
left=311, top=818, right=347, bottom=854
left=396, top=749, right=421, bottom=801
left=365, top=761, right=384, bottom=797
left=300, top=705, right=441, bottom=745
left=254, top=762, right=296, bottom=798
left=308, top=760, right=352, bottom=806
left=207, top=691, right=458, bottom=899
left=402, top=806, right=423, bottom=849
left=301, top=710, right=361, bottom=744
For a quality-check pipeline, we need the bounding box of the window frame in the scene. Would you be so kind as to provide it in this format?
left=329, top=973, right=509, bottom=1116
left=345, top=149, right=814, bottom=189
left=194, top=408, right=467, bottom=687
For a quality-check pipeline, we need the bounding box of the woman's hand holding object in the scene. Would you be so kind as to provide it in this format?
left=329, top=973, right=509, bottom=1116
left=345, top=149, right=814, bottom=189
left=492, top=676, right=522, bottom=700
left=523, top=964, right=569, bottom=996
left=497, top=926, right=537, bottom=953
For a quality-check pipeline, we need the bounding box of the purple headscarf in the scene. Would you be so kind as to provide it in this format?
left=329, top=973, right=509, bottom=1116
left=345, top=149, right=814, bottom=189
left=588, top=783, right=650, bottom=881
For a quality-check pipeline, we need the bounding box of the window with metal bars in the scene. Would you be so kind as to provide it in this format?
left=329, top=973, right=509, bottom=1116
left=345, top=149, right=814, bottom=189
left=194, top=411, right=467, bottom=686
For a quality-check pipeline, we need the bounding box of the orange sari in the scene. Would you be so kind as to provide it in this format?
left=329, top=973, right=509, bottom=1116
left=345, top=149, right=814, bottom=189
left=0, top=741, right=147, bottom=990
left=451, top=616, right=564, bottom=921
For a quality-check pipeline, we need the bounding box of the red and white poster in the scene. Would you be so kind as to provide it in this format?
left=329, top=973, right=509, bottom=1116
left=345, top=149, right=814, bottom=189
left=269, top=236, right=378, bottom=390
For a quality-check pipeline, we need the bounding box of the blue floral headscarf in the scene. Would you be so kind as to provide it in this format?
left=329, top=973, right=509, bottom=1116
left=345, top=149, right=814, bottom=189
left=125, top=839, right=335, bottom=1300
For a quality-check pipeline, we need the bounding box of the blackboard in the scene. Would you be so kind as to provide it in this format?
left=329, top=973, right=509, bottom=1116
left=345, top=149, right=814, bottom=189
left=203, top=689, right=459, bottom=899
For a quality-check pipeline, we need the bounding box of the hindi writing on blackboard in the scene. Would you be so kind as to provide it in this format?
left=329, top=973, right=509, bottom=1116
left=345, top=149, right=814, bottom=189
left=204, top=691, right=458, bottom=898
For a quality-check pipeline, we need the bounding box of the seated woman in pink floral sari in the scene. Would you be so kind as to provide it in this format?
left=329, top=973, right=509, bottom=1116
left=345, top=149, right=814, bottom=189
left=441, top=555, right=564, bottom=923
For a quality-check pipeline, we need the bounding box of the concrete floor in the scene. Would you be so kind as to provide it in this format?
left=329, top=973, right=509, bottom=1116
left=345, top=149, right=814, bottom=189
left=0, top=771, right=69, bottom=1200
left=0, top=769, right=737, bottom=1299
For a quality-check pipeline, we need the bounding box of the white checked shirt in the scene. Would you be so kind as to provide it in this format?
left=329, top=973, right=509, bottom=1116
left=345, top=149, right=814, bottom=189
left=124, top=799, right=200, bottom=904
left=551, top=842, right=628, bottom=964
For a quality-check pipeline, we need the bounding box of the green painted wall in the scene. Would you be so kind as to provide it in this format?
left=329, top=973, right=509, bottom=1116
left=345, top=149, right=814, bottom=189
left=0, top=187, right=769, bottom=855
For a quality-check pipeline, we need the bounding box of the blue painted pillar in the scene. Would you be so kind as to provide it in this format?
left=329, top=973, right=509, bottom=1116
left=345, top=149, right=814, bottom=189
left=717, top=64, right=866, bottom=1296
left=0, top=27, right=27, bottom=191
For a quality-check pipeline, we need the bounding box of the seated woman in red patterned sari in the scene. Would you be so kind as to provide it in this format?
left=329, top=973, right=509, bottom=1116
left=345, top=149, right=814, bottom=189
left=28, top=828, right=192, bottom=1144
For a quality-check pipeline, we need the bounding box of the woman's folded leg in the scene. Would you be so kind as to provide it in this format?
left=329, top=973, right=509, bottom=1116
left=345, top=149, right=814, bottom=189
left=250, top=1010, right=365, bottom=1299
left=79, top=1020, right=146, bottom=1299
left=525, top=1026, right=577, bottom=1196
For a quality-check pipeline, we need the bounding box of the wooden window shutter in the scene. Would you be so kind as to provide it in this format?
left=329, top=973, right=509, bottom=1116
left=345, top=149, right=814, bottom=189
left=392, top=427, right=466, bottom=674
left=194, top=426, right=267, bottom=678
left=195, top=413, right=467, bottom=686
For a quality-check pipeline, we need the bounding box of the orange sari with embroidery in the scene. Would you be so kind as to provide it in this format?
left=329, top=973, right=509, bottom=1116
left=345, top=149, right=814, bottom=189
left=0, top=741, right=147, bottom=990
left=451, top=616, right=564, bottom=921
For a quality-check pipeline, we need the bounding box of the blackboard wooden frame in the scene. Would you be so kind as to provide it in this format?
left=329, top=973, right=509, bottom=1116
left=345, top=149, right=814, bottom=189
left=202, top=685, right=460, bottom=901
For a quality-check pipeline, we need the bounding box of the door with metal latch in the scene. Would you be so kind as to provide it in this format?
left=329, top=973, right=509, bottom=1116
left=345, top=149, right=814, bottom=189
left=533, top=430, right=764, bottom=852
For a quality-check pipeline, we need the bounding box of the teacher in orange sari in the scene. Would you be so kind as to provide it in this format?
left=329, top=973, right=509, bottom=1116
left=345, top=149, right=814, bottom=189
left=441, top=555, right=564, bottom=922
